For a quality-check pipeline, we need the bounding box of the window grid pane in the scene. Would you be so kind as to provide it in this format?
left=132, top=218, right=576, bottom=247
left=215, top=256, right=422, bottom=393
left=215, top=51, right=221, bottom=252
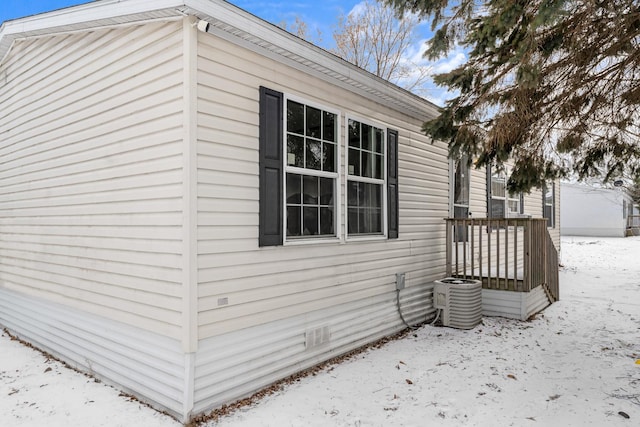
left=285, top=100, right=338, bottom=239
left=286, top=172, right=335, bottom=238
left=348, top=181, right=383, bottom=235
left=347, top=119, right=384, bottom=178
left=508, top=199, right=519, bottom=214
left=491, top=173, right=506, bottom=199
left=286, top=100, right=337, bottom=173
left=507, top=191, right=520, bottom=215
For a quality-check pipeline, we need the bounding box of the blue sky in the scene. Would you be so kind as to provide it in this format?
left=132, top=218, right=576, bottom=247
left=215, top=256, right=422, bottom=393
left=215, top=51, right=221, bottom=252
left=0, top=1, right=83, bottom=22
left=0, top=1, right=462, bottom=105
left=0, top=1, right=364, bottom=29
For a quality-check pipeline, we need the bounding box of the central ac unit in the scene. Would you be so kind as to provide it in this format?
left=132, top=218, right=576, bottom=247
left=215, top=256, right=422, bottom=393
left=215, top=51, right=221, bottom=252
left=433, top=278, right=482, bottom=329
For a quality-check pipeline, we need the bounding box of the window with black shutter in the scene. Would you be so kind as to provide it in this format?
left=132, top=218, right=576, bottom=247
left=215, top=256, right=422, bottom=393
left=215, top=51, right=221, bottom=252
left=259, top=87, right=399, bottom=243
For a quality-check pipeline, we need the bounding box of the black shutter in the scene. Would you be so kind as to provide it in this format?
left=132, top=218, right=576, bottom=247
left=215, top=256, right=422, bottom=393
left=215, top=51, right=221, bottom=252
left=387, top=129, right=399, bottom=239
left=259, top=87, right=283, bottom=247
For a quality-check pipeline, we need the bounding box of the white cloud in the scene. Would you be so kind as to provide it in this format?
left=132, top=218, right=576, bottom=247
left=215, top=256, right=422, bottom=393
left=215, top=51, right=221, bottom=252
left=347, top=1, right=368, bottom=18
left=432, top=49, right=467, bottom=74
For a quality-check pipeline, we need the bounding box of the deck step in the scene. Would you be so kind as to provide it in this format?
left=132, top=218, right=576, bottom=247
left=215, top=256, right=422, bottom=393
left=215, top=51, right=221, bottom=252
left=541, top=283, right=556, bottom=303
left=626, top=228, right=640, bottom=237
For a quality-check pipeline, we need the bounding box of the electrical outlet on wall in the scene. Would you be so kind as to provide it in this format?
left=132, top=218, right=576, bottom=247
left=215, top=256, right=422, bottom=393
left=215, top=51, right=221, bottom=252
left=396, top=273, right=405, bottom=290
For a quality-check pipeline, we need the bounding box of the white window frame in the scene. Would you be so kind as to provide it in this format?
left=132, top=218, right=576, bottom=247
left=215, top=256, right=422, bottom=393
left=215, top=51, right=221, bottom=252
left=490, top=168, right=523, bottom=218
left=490, top=170, right=506, bottom=218
left=507, top=192, right=521, bottom=216
left=344, top=114, right=388, bottom=241
left=543, top=182, right=555, bottom=228
left=283, top=94, right=342, bottom=244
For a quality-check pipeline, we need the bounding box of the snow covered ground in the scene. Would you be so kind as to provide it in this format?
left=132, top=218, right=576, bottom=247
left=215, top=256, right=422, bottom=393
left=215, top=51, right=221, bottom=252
left=1, top=236, right=639, bottom=426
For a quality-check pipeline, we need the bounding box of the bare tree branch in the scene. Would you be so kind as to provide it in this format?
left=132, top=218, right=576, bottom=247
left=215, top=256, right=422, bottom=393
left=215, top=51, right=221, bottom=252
left=332, top=1, right=432, bottom=95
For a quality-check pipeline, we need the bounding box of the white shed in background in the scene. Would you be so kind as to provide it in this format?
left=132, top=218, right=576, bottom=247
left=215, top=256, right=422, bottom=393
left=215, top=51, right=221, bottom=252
left=561, top=182, right=637, bottom=237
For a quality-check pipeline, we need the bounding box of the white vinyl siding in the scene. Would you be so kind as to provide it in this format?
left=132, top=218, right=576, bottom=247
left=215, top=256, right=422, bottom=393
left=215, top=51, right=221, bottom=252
left=193, top=283, right=432, bottom=414
left=0, top=22, right=185, bottom=338
left=0, top=288, right=186, bottom=418
left=482, top=286, right=550, bottom=320
left=196, top=33, right=447, bottom=339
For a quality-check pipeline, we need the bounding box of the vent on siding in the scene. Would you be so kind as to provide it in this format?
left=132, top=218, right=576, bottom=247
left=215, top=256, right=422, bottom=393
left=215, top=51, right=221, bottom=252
left=305, top=326, right=330, bottom=350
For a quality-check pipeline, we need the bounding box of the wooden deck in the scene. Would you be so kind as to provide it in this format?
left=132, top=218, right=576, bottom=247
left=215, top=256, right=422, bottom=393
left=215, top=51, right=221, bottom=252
left=627, top=215, right=640, bottom=236
left=445, top=218, right=559, bottom=302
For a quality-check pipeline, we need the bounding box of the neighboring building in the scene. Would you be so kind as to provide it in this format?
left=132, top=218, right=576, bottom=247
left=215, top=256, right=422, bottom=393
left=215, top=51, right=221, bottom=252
left=0, top=0, right=560, bottom=422
left=561, top=182, right=638, bottom=237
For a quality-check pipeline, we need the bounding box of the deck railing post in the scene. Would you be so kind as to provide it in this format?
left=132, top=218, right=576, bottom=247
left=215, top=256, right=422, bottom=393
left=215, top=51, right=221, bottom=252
left=524, top=220, right=531, bottom=292
left=496, top=220, right=500, bottom=289
left=504, top=219, right=509, bottom=290
left=513, top=219, right=517, bottom=290
left=454, top=219, right=459, bottom=276
left=543, top=220, right=548, bottom=290
left=470, top=219, right=475, bottom=281
left=487, top=222, right=492, bottom=288
left=462, top=219, right=468, bottom=278
left=445, top=219, right=452, bottom=277
left=479, top=221, right=483, bottom=283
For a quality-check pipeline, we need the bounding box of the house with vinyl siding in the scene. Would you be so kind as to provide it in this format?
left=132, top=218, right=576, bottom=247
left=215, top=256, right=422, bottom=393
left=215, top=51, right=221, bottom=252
left=0, top=0, right=560, bottom=422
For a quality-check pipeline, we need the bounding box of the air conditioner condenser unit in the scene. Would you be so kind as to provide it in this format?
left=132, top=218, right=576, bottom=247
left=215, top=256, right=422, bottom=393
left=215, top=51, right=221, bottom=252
left=433, top=278, right=482, bottom=329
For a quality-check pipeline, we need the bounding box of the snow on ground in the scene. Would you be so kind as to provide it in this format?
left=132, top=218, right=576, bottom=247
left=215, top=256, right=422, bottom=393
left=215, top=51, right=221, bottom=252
left=0, top=332, right=178, bottom=427
left=1, top=236, right=639, bottom=426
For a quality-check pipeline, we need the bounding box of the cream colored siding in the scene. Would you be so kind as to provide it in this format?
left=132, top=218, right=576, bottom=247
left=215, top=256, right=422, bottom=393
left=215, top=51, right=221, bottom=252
left=196, top=34, right=447, bottom=339
left=468, top=167, right=488, bottom=218
left=524, top=189, right=543, bottom=217
left=0, top=21, right=185, bottom=338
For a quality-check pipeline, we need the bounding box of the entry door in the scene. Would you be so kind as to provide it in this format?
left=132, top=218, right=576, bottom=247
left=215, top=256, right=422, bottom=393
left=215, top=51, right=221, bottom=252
left=453, top=155, right=470, bottom=241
